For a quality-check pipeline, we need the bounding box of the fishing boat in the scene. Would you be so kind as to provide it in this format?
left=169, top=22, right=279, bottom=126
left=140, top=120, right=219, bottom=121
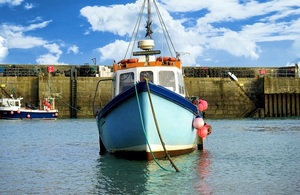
left=95, top=0, right=209, bottom=160
left=0, top=96, right=58, bottom=119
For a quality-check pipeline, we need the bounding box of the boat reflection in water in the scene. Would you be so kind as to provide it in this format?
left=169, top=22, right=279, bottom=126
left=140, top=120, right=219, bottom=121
left=94, top=151, right=213, bottom=194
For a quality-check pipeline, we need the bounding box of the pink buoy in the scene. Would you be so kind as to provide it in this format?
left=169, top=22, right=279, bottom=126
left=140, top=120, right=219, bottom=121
left=17, top=109, right=20, bottom=114
left=193, top=116, right=204, bottom=129
left=10, top=111, right=14, bottom=115
left=55, top=113, right=58, bottom=116
left=27, top=114, right=30, bottom=118
left=198, top=126, right=208, bottom=138
left=198, top=103, right=204, bottom=112
left=200, top=99, right=208, bottom=111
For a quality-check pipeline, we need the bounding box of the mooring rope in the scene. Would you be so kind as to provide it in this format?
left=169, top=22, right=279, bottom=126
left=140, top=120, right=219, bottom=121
left=137, top=79, right=180, bottom=172
left=134, top=82, right=173, bottom=172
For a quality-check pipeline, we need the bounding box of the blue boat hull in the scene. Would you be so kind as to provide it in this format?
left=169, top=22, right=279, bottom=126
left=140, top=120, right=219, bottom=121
left=97, top=82, right=199, bottom=160
left=0, top=110, right=58, bottom=119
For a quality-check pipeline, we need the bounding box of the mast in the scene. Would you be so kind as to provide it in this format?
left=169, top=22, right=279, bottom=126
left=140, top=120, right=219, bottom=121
left=145, top=0, right=153, bottom=39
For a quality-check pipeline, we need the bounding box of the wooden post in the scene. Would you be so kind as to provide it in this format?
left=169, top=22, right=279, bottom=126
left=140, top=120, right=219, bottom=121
left=265, top=94, right=269, bottom=117
left=197, top=136, right=203, bottom=150
left=269, top=94, right=273, bottom=117
left=278, top=94, right=282, bottom=117
left=282, top=94, right=286, bottom=117
left=296, top=94, right=300, bottom=116
left=291, top=94, right=295, bottom=116
left=274, top=94, right=278, bottom=117
left=287, top=94, right=291, bottom=116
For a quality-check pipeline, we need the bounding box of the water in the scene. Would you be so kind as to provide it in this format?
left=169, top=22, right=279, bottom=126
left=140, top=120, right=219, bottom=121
left=0, top=118, right=299, bottom=195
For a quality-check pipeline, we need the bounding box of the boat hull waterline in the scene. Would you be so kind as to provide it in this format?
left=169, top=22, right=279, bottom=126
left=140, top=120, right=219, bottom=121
left=97, top=82, right=198, bottom=160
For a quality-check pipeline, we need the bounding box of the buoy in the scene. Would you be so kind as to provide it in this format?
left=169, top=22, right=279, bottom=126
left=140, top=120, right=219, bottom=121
left=198, top=126, right=208, bottom=138
left=10, top=111, right=14, bottom=115
left=205, top=123, right=212, bottom=135
left=55, top=113, right=58, bottom=116
left=193, top=116, right=204, bottom=129
left=27, top=114, right=30, bottom=118
left=198, top=103, right=204, bottom=112
left=17, top=110, right=20, bottom=114
left=200, top=99, right=208, bottom=110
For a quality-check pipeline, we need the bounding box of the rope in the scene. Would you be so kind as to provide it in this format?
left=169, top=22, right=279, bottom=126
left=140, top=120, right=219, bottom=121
left=138, top=79, right=180, bottom=172
left=124, top=0, right=146, bottom=59
left=134, top=82, right=173, bottom=172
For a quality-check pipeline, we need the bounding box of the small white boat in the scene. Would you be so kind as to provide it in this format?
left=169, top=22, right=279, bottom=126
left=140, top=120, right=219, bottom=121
left=0, top=96, right=58, bottom=119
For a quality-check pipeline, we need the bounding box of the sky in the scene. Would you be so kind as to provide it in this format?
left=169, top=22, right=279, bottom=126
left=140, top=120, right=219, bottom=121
left=0, top=0, right=299, bottom=67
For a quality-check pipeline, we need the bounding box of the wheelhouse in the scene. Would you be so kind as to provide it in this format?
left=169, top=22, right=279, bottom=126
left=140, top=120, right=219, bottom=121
left=113, top=66, right=186, bottom=97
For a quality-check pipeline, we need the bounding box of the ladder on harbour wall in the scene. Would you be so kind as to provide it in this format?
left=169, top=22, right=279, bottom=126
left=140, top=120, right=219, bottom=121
left=229, top=79, right=257, bottom=117
left=70, top=67, right=77, bottom=118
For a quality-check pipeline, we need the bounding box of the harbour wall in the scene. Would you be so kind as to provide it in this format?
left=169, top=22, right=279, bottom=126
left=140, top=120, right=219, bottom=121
left=1, top=71, right=299, bottom=119
left=0, top=66, right=300, bottom=118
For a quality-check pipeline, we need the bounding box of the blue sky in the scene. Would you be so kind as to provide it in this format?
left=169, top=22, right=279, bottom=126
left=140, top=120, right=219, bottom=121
left=0, top=0, right=299, bottom=67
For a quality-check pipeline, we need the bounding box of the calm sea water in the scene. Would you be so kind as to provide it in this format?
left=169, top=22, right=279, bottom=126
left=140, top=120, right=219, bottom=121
left=0, top=118, right=299, bottom=195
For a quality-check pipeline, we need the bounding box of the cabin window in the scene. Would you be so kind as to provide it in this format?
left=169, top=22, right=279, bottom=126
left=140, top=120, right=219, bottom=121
left=119, top=72, right=134, bottom=92
left=140, top=71, right=153, bottom=82
left=8, top=101, right=14, bottom=106
left=159, top=71, right=175, bottom=91
left=15, top=101, right=19, bottom=107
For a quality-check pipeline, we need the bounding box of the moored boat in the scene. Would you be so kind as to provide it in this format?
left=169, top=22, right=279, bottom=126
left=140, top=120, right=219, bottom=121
left=0, top=96, right=58, bottom=120
left=95, top=0, right=211, bottom=160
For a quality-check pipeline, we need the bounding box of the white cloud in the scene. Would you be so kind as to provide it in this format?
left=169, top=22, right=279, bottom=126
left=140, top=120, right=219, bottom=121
left=80, top=2, right=142, bottom=37
left=67, top=45, right=79, bottom=55
left=36, top=53, right=66, bottom=65
left=81, top=1, right=208, bottom=64
left=97, top=40, right=129, bottom=62
left=36, top=43, right=67, bottom=64
left=8, top=36, right=45, bottom=49
left=43, top=43, right=62, bottom=55
left=0, top=21, right=68, bottom=64
left=25, top=20, right=52, bottom=31
left=209, top=31, right=260, bottom=59
left=0, top=36, right=9, bottom=62
left=0, top=22, right=50, bottom=48
left=241, top=19, right=300, bottom=42
left=24, top=2, right=34, bottom=10
left=0, top=0, right=23, bottom=6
